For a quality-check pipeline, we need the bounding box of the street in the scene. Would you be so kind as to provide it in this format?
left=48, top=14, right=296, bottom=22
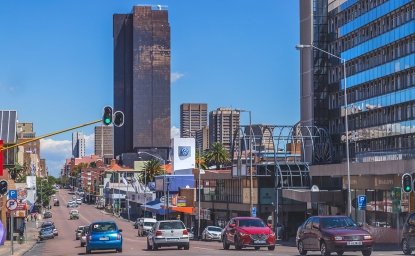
left=22, top=189, right=402, bottom=256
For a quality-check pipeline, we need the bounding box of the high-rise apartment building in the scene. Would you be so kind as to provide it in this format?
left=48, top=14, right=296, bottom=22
left=195, top=126, right=209, bottom=152
left=113, top=6, right=171, bottom=160
left=180, top=103, right=208, bottom=138
left=94, top=126, right=113, bottom=164
left=299, top=0, right=414, bottom=232
left=72, top=132, right=85, bottom=158
left=209, top=108, right=240, bottom=153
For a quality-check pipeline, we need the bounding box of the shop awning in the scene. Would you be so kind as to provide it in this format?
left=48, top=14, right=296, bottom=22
left=140, top=199, right=172, bottom=215
left=169, top=206, right=194, bottom=215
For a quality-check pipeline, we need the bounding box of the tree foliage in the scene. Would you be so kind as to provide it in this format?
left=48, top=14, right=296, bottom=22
left=195, top=150, right=208, bottom=170
left=8, top=163, right=26, bottom=181
left=141, top=159, right=165, bottom=184
left=205, top=142, right=230, bottom=169
left=36, top=176, right=56, bottom=207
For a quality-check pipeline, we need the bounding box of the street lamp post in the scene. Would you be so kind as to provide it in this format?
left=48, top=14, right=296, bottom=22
left=238, top=109, right=253, bottom=216
left=296, top=43, right=351, bottom=216
left=137, top=151, right=166, bottom=219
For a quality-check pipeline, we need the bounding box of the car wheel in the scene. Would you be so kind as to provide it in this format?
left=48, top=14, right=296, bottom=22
left=234, top=237, right=242, bottom=250
left=223, top=237, right=230, bottom=250
left=337, top=251, right=344, bottom=256
left=255, top=247, right=260, bottom=250
left=298, top=240, right=307, bottom=255
left=362, top=249, right=372, bottom=256
left=184, top=244, right=190, bottom=250
left=268, top=245, right=275, bottom=251
left=403, top=239, right=413, bottom=255
left=320, top=241, right=330, bottom=256
left=86, top=248, right=91, bottom=254
left=117, top=247, right=122, bottom=253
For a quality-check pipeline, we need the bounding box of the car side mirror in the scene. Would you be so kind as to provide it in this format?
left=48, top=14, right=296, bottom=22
left=119, top=229, right=123, bottom=232
left=229, top=223, right=236, bottom=228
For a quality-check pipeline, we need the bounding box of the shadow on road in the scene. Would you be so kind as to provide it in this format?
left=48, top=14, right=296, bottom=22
left=78, top=250, right=118, bottom=255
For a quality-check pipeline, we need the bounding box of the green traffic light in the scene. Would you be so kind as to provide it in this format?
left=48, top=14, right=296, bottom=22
left=406, top=186, right=411, bottom=192
left=104, top=118, right=111, bottom=124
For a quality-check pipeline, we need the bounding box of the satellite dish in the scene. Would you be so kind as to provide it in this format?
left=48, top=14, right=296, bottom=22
left=311, top=185, right=320, bottom=192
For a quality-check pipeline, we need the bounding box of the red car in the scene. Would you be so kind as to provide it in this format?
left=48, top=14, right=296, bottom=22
left=296, top=216, right=374, bottom=256
left=222, top=217, right=276, bottom=251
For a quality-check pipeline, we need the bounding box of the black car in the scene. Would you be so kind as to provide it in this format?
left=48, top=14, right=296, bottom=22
left=44, top=211, right=52, bottom=219
left=401, top=212, right=415, bottom=255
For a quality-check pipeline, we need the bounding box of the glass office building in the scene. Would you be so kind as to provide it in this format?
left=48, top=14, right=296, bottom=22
left=300, top=0, right=414, bottom=239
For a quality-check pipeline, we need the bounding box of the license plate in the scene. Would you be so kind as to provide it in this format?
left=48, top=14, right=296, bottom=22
left=347, top=241, right=362, bottom=246
left=254, top=240, right=266, bottom=244
left=99, top=237, right=109, bottom=241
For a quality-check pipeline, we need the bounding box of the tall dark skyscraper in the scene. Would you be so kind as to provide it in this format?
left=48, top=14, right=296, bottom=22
left=113, top=6, right=171, bottom=159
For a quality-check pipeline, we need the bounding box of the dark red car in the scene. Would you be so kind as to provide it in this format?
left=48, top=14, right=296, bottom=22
left=296, top=216, right=373, bottom=256
left=222, top=217, right=276, bottom=251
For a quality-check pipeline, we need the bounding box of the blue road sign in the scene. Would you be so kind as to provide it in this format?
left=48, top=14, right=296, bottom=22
left=251, top=207, right=257, bottom=217
left=8, top=190, right=17, bottom=200
left=357, top=195, right=366, bottom=210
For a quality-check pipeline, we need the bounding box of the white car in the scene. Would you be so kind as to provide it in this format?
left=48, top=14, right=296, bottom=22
left=201, top=226, right=222, bottom=241
left=76, top=198, right=83, bottom=205
left=138, top=218, right=157, bottom=237
left=147, top=220, right=189, bottom=250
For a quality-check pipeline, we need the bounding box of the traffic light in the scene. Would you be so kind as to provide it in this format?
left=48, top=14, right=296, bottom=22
left=402, top=173, right=412, bottom=193
left=0, top=179, right=8, bottom=195
left=113, top=111, right=124, bottom=127
left=102, top=106, right=113, bottom=126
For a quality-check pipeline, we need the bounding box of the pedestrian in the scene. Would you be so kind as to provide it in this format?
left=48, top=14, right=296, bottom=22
left=30, top=214, right=33, bottom=221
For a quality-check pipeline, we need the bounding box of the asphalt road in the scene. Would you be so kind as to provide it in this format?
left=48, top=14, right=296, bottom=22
left=23, top=189, right=404, bottom=256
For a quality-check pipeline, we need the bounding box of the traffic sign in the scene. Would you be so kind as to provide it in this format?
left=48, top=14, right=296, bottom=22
left=6, top=199, right=17, bottom=211
left=8, top=190, right=17, bottom=200
left=357, top=195, right=366, bottom=210
left=251, top=206, right=257, bottom=217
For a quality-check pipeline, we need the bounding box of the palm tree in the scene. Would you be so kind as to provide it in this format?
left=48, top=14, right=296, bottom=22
left=9, top=163, right=26, bottom=181
left=205, top=142, right=230, bottom=169
left=195, top=150, right=208, bottom=170
left=141, top=159, right=164, bottom=184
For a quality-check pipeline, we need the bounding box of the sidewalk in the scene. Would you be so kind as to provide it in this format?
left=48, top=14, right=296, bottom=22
left=0, top=221, right=38, bottom=256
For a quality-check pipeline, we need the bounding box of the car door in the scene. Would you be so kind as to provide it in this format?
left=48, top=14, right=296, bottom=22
left=407, top=214, right=415, bottom=247
left=224, top=219, right=236, bottom=244
left=310, top=217, right=321, bottom=250
left=300, top=218, right=313, bottom=249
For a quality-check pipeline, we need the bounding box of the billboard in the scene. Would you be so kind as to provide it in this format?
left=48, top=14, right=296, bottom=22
left=171, top=138, right=195, bottom=172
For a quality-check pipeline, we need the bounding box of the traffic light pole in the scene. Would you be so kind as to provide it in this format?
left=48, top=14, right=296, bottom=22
left=0, top=119, right=101, bottom=151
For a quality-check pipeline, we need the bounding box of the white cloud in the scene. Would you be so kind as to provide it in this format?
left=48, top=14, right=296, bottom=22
left=84, top=133, right=95, bottom=155
left=171, top=126, right=180, bottom=138
left=171, top=72, right=184, bottom=83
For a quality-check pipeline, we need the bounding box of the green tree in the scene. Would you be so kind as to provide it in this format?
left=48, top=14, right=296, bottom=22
left=205, top=142, right=230, bottom=169
left=141, top=159, right=164, bottom=184
left=196, top=150, right=208, bottom=170
left=36, top=176, right=56, bottom=207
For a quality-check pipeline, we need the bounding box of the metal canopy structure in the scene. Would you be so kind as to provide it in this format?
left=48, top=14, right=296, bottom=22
left=231, top=124, right=332, bottom=189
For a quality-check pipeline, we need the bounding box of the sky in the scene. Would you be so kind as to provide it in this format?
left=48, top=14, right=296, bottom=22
left=0, top=0, right=300, bottom=177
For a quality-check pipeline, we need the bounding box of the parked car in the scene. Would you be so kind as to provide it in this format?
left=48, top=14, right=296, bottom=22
left=401, top=212, right=415, bottom=255
left=53, top=200, right=60, bottom=206
left=76, top=198, right=83, bottom=205
left=187, top=227, right=195, bottom=240
left=76, top=226, right=85, bottom=240
left=296, top=215, right=374, bottom=256
left=44, top=211, right=52, bottom=219
left=70, top=209, right=79, bottom=220
left=85, top=221, right=123, bottom=254
left=133, top=219, right=140, bottom=229
left=41, top=221, right=55, bottom=229
left=138, top=218, right=157, bottom=237
left=147, top=220, right=190, bottom=250
left=39, top=227, right=55, bottom=241
left=222, top=217, right=275, bottom=251
left=80, top=226, right=89, bottom=247
left=202, top=226, right=222, bottom=241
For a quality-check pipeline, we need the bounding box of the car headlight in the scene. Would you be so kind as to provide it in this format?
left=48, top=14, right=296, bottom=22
left=239, top=232, right=249, bottom=237
left=334, top=236, right=343, bottom=241
left=364, top=235, right=372, bottom=240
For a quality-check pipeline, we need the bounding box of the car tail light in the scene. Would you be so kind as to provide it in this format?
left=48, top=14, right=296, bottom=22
left=117, top=234, right=121, bottom=240
left=183, top=229, right=188, bottom=235
left=155, top=230, right=163, bottom=236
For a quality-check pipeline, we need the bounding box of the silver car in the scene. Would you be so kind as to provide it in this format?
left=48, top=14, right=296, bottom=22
left=80, top=226, right=89, bottom=247
left=147, top=220, right=190, bottom=251
left=202, top=226, right=222, bottom=241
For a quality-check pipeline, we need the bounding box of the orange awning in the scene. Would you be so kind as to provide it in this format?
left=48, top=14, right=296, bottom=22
left=170, top=206, right=194, bottom=214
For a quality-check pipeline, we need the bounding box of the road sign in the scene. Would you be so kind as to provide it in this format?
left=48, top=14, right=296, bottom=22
left=8, top=189, right=17, bottom=200
left=357, top=195, right=366, bottom=210
left=6, top=199, right=18, bottom=211
left=251, top=206, right=257, bottom=217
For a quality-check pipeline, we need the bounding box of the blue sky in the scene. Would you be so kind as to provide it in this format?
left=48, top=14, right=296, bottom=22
left=0, top=0, right=300, bottom=176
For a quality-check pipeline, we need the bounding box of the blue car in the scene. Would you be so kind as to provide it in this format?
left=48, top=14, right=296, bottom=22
left=39, top=227, right=54, bottom=241
left=86, top=221, right=123, bottom=254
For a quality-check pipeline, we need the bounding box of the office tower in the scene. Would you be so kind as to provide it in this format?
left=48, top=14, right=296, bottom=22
left=94, top=126, right=113, bottom=164
left=180, top=103, right=208, bottom=138
left=114, top=6, right=171, bottom=159
left=299, top=0, right=414, bottom=228
left=72, top=132, right=85, bottom=158
left=195, top=126, right=209, bottom=152
left=209, top=108, right=240, bottom=153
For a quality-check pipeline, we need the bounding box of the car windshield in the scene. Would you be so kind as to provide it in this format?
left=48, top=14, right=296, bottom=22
left=159, top=221, right=185, bottom=230
left=320, top=217, right=357, bottom=229
left=207, top=227, right=222, bottom=232
left=143, top=222, right=155, bottom=227
left=91, top=222, right=117, bottom=232
left=42, top=227, right=52, bottom=232
left=238, top=219, right=266, bottom=227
